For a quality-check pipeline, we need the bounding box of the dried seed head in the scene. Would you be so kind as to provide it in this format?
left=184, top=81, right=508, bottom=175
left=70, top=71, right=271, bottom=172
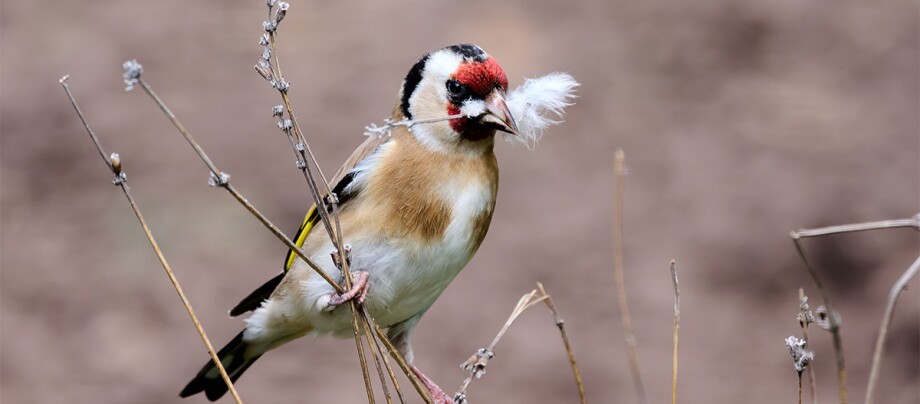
left=274, top=80, right=290, bottom=92
left=208, top=171, right=231, bottom=187
left=272, top=105, right=284, bottom=117
left=122, top=59, right=143, bottom=91
left=274, top=2, right=289, bottom=24
left=784, top=336, right=814, bottom=374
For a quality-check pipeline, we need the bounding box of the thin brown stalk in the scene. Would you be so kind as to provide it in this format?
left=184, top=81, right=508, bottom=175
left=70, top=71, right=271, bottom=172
left=791, top=214, right=920, bottom=404
left=669, top=260, right=680, bottom=404
left=454, top=288, right=550, bottom=401
left=60, top=76, right=242, bottom=404
left=372, top=323, right=435, bottom=404
left=260, top=5, right=388, bottom=400
left=791, top=237, right=847, bottom=404
left=361, top=306, right=405, bottom=404
left=798, top=288, right=817, bottom=404
left=536, top=283, right=586, bottom=404
left=864, top=255, right=920, bottom=404
left=792, top=215, right=920, bottom=238
left=612, top=149, right=648, bottom=404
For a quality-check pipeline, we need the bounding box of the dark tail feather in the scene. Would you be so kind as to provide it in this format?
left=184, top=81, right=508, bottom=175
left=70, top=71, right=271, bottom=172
left=180, top=331, right=262, bottom=401
left=229, top=272, right=284, bottom=317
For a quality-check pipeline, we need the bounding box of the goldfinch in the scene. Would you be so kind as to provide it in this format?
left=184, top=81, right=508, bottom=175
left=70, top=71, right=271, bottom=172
left=180, top=44, right=577, bottom=402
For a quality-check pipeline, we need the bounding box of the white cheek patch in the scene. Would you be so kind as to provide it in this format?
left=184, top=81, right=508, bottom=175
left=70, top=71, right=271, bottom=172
left=505, top=72, right=579, bottom=149
left=459, top=99, right=486, bottom=118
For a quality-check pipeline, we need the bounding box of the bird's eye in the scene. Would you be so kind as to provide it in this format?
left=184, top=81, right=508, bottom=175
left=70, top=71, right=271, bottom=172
left=446, top=80, right=469, bottom=100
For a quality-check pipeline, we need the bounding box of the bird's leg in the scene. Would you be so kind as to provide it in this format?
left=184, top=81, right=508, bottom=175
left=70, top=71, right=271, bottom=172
left=323, top=245, right=371, bottom=310
left=409, top=363, right=455, bottom=404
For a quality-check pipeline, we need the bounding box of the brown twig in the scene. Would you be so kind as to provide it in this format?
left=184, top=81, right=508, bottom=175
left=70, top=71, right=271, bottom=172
left=257, top=3, right=404, bottom=401
left=864, top=255, right=920, bottom=404
left=60, top=76, right=242, bottom=404
left=669, top=260, right=680, bottom=404
left=454, top=284, right=585, bottom=404
left=454, top=288, right=550, bottom=402
left=791, top=214, right=920, bottom=404
left=790, top=237, right=846, bottom=404
left=536, top=283, right=586, bottom=404
left=372, top=322, right=435, bottom=403
left=798, top=288, right=817, bottom=404
left=612, top=149, right=648, bottom=404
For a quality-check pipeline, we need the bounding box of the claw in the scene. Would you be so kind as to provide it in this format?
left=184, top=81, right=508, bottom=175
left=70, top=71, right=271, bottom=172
left=324, top=271, right=370, bottom=311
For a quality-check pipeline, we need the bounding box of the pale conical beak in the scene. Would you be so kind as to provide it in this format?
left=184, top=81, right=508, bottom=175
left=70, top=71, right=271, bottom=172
left=480, top=91, right=519, bottom=135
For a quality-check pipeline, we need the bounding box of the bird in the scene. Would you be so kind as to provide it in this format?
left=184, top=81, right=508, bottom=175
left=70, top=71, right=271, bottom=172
left=179, top=43, right=577, bottom=402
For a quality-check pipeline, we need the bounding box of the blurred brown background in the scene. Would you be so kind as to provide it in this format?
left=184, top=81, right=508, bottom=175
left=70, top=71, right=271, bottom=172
left=2, top=0, right=918, bottom=403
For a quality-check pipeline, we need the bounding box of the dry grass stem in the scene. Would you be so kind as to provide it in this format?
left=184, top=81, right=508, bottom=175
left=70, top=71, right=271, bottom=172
left=454, top=284, right=585, bottom=404
left=798, top=289, right=817, bottom=404
left=791, top=214, right=920, bottom=404
left=59, top=76, right=242, bottom=404
left=256, top=3, right=414, bottom=401
left=454, top=287, right=550, bottom=402
left=864, top=255, right=920, bottom=404
left=372, top=323, right=435, bottom=403
left=790, top=237, right=847, bottom=404
left=612, top=149, right=648, bottom=404
left=536, top=283, right=586, bottom=404
left=792, top=215, right=920, bottom=238
left=669, top=260, right=680, bottom=404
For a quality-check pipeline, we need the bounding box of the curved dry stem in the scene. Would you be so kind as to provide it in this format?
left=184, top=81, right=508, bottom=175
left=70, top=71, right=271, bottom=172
left=864, top=255, right=920, bottom=404
left=536, top=283, right=586, bottom=404
left=791, top=237, right=847, bottom=404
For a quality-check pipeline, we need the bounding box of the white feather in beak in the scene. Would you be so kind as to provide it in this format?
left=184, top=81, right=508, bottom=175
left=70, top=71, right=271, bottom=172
left=505, top=72, right=579, bottom=148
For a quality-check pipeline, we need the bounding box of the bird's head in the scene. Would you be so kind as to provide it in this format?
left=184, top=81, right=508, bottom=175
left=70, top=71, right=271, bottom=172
left=398, top=44, right=518, bottom=152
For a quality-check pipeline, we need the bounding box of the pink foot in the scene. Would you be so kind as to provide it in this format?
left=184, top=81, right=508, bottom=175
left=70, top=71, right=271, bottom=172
left=410, top=364, right=454, bottom=404
left=326, top=271, right=370, bottom=308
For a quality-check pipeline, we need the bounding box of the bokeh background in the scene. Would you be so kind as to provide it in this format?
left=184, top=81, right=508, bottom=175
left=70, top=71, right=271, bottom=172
left=2, top=0, right=918, bottom=403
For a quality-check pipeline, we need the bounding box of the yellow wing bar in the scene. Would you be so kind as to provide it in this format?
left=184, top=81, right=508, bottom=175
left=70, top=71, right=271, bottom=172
left=284, top=205, right=320, bottom=271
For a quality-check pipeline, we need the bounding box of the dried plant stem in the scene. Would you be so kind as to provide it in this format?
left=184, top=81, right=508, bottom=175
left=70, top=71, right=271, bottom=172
left=372, top=323, right=435, bottom=403
left=791, top=214, right=920, bottom=404
left=361, top=306, right=405, bottom=404
left=798, top=375, right=804, bottom=404
left=261, top=12, right=400, bottom=401
left=864, top=255, right=920, bottom=404
left=799, top=288, right=817, bottom=404
left=669, top=260, right=680, bottom=404
left=455, top=288, right=550, bottom=400
left=612, top=149, right=648, bottom=404
left=792, top=215, right=920, bottom=238
left=536, top=283, right=586, bottom=404
left=59, top=76, right=242, bottom=404
left=791, top=237, right=847, bottom=404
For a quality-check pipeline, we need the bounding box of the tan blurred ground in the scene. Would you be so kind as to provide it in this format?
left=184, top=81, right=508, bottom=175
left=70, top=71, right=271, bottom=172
left=2, top=0, right=918, bottom=403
